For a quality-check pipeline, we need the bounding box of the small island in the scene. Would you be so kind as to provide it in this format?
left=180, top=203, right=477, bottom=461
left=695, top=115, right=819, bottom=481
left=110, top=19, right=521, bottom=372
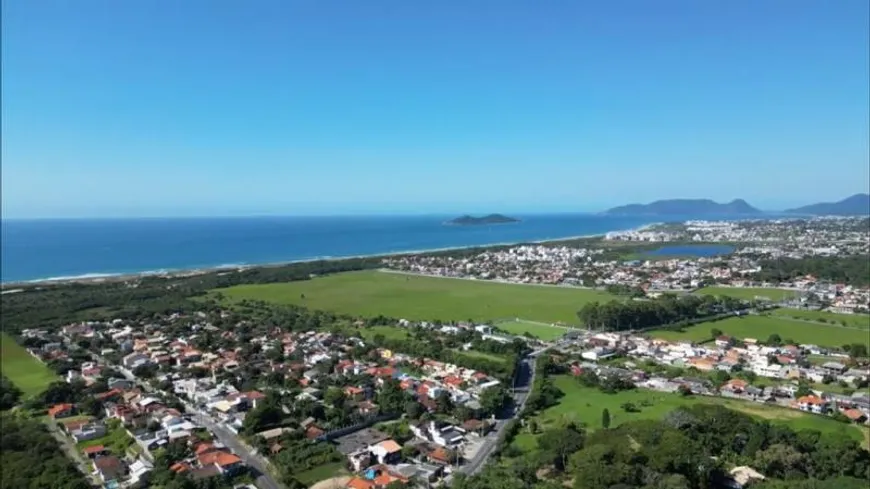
left=445, top=214, right=520, bottom=225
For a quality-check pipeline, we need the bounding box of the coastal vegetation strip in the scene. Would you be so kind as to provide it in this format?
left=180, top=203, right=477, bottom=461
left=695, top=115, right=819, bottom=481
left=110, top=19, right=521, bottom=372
left=646, top=315, right=870, bottom=348
left=214, top=270, right=615, bottom=324
left=0, top=332, right=59, bottom=398
left=511, top=376, right=865, bottom=452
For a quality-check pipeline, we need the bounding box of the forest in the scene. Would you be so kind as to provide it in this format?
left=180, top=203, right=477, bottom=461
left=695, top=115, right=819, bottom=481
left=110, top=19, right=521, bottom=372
left=451, top=403, right=869, bottom=489
left=577, top=293, right=746, bottom=331
left=0, top=413, right=91, bottom=489
left=751, top=255, right=870, bottom=287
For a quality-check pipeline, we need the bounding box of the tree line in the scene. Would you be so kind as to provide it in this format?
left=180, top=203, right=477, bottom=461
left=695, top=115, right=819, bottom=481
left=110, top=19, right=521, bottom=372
left=751, top=254, right=870, bottom=287
left=577, top=293, right=746, bottom=331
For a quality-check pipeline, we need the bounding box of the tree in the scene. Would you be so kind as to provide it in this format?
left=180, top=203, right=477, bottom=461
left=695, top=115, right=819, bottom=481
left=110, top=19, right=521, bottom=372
left=795, top=382, right=813, bottom=398
left=479, top=385, right=510, bottom=417
left=435, top=391, right=454, bottom=415
left=0, top=375, right=22, bottom=410
left=711, top=328, right=723, bottom=339
left=601, top=408, right=611, bottom=429
left=537, top=422, right=585, bottom=471
left=323, top=387, right=346, bottom=409
left=767, top=333, right=783, bottom=346
left=405, top=401, right=424, bottom=420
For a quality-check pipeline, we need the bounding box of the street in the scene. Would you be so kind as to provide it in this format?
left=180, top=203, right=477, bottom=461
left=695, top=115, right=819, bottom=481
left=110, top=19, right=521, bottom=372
left=458, top=347, right=544, bottom=476
left=183, top=403, right=284, bottom=489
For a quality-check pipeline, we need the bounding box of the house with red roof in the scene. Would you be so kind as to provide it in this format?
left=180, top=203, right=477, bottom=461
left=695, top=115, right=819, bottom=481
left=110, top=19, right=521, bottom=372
left=796, top=395, right=830, bottom=414
left=48, top=403, right=76, bottom=419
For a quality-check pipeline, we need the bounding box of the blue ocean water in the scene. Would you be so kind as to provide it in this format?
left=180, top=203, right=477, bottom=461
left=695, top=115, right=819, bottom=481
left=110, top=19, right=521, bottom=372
left=1, top=214, right=716, bottom=283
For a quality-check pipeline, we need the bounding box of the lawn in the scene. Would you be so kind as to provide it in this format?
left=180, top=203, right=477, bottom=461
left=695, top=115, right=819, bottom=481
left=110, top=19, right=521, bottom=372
left=77, top=419, right=134, bottom=455
left=512, top=376, right=864, bottom=451
left=358, top=325, right=410, bottom=341
left=294, top=461, right=348, bottom=486
left=646, top=315, right=870, bottom=348
left=215, top=270, right=614, bottom=324
left=0, top=332, right=58, bottom=399
left=697, top=286, right=796, bottom=302
left=494, top=320, right=570, bottom=341
left=457, top=350, right=509, bottom=364
left=770, top=308, right=870, bottom=329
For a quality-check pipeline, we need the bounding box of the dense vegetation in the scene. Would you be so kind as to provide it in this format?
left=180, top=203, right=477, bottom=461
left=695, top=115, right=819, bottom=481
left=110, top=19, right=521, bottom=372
left=577, top=293, right=745, bottom=331
left=0, top=257, right=383, bottom=334
left=452, top=404, right=870, bottom=489
left=752, top=255, right=870, bottom=287
left=0, top=375, right=23, bottom=410
left=0, top=413, right=91, bottom=489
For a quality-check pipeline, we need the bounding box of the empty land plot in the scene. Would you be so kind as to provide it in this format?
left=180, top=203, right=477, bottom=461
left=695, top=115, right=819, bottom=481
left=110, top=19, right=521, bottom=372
left=0, top=332, right=58, bottom=399
left=494, top=320, right=570, bottom=341
left=646, top=315, right=870, bottom=348
left=770, top=308, right=870, bottom=329
left=511, top=376, right=863, bottom=452
left=215, top=270, right=614, bottom=324
left=697, top=286, right=796, bottom=302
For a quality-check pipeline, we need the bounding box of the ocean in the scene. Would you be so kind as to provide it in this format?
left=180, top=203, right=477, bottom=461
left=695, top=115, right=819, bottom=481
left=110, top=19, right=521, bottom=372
left=0, top=214, right=707, bottom=283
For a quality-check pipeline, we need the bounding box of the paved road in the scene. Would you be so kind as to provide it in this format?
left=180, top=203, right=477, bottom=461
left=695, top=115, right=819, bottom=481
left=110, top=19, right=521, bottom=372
left=457, top=347, right=545, bottom=477
left=183, top=404, right=283, bottom=489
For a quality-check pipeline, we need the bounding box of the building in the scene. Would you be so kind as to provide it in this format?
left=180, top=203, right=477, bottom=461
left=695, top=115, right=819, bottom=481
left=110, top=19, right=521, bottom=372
left=369, top=439, right=402, bottom=464
left=796, top=395, right=830, bottom=414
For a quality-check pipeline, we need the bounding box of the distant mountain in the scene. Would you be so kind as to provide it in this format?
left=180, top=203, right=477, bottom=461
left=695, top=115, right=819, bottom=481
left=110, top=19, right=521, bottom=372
left=446, top=214, right=520, bottom=225
left=784, top=193, right=870, bottom=216
left=604, top=199, right=761, bottom=216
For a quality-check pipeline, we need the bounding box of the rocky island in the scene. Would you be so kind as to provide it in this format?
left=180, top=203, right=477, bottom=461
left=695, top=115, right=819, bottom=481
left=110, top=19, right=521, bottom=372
left=445, top=213, right=520, bottom=225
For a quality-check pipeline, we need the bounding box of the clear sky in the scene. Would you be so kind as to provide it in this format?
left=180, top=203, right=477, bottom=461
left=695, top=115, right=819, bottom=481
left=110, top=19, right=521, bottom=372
left=2, top=1, right=869, bottom=218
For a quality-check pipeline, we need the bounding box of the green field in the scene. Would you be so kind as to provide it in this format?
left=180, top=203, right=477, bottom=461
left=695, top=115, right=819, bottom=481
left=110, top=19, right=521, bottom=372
left=494, top=320, right=570, bottom=341
left=358, top=325, right=410, bottom=341
left=294, top=462, right=348, bottom=485
left=512, top=376, right=865, bottom=451
left=697, top=286, right=796, bottom=302
left=0, top=333, right=58, bottom=399
left=456, top=350, right=509, bottom=364
left=770, top=308, right=870, bottom=329
left=646, top=315, right=870, bottom=348
left=215, top=271, right=614, bottom=324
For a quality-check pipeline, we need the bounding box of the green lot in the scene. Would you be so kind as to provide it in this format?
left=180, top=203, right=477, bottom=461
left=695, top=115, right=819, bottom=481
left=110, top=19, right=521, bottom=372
left=494, top=320, right=569, bottom=341
left=358, top=325, right=410, bottom=341
left=697, top=286, right=796, bottom=302
left=1, top=332, right=59, bottom=399
left=294, top=462, right=348, bottom=486
left=770, top=308, right=870, bottom=329
left=77, top=419, right=135, bottom=456
left=512, top=376, right=865, bottom=451
left=646, top=315, right=870, bottom=348
left=215, top=270, right=614, bottom=324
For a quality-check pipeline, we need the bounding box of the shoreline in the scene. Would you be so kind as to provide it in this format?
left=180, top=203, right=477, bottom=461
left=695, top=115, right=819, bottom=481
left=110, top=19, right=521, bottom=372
left=1, top=230, right=631, bottom=288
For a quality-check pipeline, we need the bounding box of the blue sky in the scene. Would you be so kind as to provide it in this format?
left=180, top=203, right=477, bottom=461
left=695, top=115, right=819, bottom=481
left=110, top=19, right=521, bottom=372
left=2, top=1, right=869, bottom=218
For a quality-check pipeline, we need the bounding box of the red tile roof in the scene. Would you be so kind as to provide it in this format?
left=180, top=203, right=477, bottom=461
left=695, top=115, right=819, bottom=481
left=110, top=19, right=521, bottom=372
left=48, top=403, right=75, bottom=417
left=82, top=445, right=106, bottom=454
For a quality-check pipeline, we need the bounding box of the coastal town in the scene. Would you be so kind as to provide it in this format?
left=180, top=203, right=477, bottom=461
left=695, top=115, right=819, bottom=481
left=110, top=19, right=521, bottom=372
left=2, top=215, right=869, bottom=489
left=383, top=216, right=870, bottom=314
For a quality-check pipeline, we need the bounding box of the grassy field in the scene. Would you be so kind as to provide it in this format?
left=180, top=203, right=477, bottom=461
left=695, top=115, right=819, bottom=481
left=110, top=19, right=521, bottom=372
left=770, top=308, right=870, bottom=329
left=512, top=376, right=865, bottom=451
left=494, top=320, right=569, bottom=341
left=646, top=315, right=870, bottom=348
left=0, top=332, right=58, bottom=399
left=77, top=419, right=135, bottom=455
left=294, top=462, right=348, bottom=486
left=456, top=350, right=509, bottom=364
left=358, top=325, right=410, bottom=341
left=215, top=270, right=614, bottom=324
left=697, top=286, right=796, bottom=302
